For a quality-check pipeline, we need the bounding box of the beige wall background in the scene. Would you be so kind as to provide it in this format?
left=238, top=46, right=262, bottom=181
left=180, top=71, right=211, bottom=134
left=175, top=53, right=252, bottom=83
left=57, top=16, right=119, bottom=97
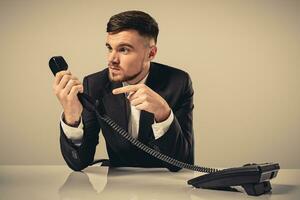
left=0, top=0, right=299, bottom=168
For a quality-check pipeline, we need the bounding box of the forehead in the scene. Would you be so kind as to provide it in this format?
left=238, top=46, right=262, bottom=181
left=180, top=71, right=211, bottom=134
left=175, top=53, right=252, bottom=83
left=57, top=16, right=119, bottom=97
left=106, top=30, right=146, bottom=47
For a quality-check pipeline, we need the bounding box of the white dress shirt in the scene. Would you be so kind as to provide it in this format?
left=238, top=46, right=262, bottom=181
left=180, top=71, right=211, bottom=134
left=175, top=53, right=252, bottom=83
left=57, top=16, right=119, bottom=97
left=61, top=73, right=174, bottom=146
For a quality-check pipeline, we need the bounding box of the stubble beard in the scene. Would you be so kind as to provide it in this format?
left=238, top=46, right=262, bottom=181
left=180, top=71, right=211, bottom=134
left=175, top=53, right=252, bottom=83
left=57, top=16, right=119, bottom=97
left=108, top=67, right=144, bottom=84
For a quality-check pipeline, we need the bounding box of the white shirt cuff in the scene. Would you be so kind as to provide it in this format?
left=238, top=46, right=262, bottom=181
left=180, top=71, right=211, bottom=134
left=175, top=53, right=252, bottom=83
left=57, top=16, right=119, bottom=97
left=151, top=110, right=174, bottom=140
left=60, top=112, right=84, bottom=146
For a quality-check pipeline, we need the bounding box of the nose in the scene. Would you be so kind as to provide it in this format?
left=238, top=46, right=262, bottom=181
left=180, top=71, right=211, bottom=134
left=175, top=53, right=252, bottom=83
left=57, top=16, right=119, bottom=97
left=107, top=50, right=119, bottom=66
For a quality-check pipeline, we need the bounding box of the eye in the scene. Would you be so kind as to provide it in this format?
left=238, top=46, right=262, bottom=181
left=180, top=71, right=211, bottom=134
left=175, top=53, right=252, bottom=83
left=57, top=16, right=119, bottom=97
left=119, top=47, right=130, bottom=54
left=106, top=46, right=113, bottom=53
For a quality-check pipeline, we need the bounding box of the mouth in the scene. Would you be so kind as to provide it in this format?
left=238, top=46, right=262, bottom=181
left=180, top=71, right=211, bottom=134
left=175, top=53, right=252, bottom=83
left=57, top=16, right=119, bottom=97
left=109, top=66, right=122, bottom=74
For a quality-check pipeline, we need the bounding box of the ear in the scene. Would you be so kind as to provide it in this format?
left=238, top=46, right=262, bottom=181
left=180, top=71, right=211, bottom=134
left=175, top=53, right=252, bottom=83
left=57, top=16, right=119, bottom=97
left=148, top=46, right=157, bottom=61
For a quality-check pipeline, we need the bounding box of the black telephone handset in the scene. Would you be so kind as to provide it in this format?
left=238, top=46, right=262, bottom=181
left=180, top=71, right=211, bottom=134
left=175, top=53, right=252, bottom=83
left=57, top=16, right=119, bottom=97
left=49, top=56, right=280, bottom=196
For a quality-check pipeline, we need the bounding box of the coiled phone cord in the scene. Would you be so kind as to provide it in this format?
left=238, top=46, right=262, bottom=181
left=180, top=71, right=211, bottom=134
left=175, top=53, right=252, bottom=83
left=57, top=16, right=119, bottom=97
left=94, top=110, right=219, bottom=173
left=49, top=56, right=219, bottom=174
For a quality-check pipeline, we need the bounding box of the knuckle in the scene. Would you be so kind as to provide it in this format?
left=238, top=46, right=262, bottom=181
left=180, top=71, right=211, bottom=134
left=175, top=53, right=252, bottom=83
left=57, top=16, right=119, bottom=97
left=76, top=80, right=82, bottom=85
left=57, top=70, right=67, bottom=78
left=71, top=85, right=80, bottom=93
left=55, top=71, right=63, bottom=78
left=72, top=79, right=80, bottom=86
left=62, top=74, right=70, bottom=81
left=71, top=75, right=79, bottom=80
left=78, top=85, right=83, bottom=92
left=73, top=85, right=80, bottom=91
left=68, top=79, right=74, bottom=85
left=69, top=86, right=76, bottom=93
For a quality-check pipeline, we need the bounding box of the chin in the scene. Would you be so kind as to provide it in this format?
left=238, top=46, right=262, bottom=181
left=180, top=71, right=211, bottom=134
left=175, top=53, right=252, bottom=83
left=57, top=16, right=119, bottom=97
left=109, top=73, right=124, bottom=83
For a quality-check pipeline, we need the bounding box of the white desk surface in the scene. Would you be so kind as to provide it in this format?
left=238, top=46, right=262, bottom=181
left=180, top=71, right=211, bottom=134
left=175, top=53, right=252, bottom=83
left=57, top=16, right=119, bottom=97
left=0, top=165, right=299, bottom=200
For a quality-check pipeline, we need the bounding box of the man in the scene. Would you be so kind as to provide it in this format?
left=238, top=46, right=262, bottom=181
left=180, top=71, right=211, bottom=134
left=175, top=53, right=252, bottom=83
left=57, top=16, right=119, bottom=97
left=53, top=10, right=194, bottom=172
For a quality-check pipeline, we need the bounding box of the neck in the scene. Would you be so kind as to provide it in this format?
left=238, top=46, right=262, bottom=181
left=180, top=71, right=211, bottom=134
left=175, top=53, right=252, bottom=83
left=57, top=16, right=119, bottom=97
left=127, top=62, right=150, bottom=85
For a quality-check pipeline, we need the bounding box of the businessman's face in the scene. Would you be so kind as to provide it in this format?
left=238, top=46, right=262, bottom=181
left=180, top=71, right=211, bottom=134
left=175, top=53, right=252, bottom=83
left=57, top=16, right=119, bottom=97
left=106, top=30, right=157, bottom=84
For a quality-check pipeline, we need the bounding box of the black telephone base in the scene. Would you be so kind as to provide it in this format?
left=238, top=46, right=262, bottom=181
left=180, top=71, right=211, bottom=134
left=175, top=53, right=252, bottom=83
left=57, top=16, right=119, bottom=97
left=242, top=181, right=271, bottom=196
left=187, top=163, right=280, bottom=196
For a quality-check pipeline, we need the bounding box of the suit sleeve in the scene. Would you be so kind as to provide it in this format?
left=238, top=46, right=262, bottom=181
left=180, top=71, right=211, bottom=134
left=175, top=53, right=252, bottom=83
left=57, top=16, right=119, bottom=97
left=59, top=77, right=100, bottom=171
left=150, top=73, right=194, bottom=172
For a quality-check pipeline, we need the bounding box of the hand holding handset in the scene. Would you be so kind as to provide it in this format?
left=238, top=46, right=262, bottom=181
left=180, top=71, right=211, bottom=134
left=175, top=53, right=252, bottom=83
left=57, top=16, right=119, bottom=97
left=49, top=56, right=280, bottom=196
left=49, top=56, right=98, bottom=113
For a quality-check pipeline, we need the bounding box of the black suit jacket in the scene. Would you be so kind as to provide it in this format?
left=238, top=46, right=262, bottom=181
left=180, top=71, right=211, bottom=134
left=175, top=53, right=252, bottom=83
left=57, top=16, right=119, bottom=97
left=60, top=62, right=194, bottom=172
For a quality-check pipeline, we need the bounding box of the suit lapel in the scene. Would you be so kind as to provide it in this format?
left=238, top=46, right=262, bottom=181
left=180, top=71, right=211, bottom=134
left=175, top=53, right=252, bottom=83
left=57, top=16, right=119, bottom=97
left=101, top=81, right=128, bottom=132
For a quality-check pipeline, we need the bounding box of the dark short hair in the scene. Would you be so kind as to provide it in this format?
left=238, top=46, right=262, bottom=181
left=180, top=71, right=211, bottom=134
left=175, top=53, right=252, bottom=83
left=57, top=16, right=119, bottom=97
left=106, top=10, right=159, bottom=43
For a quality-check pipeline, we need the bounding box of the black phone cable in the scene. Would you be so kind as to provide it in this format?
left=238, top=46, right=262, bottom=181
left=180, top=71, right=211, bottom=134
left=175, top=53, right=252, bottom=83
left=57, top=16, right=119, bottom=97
left=94, top=110, right=219, bottom=173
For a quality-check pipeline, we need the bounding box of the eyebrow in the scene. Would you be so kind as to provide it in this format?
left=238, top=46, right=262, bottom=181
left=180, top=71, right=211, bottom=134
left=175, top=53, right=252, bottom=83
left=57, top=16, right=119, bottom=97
left=105, top=42, right=135, bottom=49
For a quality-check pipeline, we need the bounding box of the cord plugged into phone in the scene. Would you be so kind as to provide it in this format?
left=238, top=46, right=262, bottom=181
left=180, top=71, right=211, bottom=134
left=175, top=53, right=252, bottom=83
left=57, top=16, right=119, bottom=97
left=49, top=56, right=280, bottom=196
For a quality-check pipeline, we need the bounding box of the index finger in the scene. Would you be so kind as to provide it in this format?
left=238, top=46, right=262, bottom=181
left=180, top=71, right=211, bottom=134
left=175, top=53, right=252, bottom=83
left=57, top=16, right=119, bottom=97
left=54, top=70, right=71, bottom=85
left=112, top=85, right=141, bottom=95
